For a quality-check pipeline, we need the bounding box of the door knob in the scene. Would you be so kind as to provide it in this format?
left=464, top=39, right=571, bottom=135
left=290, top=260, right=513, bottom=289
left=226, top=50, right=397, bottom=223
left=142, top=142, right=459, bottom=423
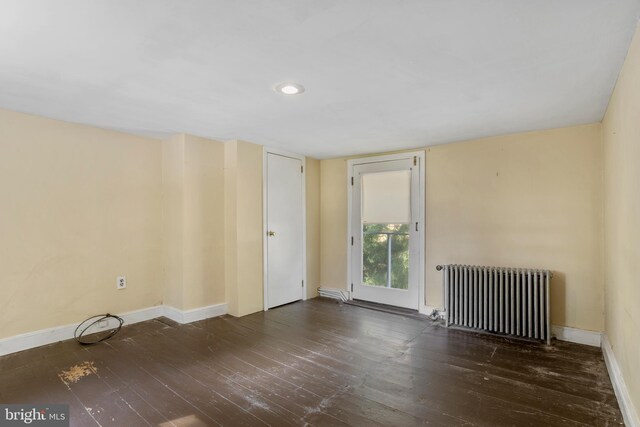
left=267, top=230, right=276, bottom=237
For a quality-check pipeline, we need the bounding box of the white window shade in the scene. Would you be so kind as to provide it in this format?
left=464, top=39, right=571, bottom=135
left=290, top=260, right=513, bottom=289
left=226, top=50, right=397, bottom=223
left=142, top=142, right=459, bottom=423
left=361, top=170, right=411, bottom=224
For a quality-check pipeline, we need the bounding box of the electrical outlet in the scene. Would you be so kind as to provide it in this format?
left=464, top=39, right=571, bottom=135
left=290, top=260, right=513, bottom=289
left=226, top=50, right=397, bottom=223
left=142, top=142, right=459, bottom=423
left=117, top=276, right=126, bottom=290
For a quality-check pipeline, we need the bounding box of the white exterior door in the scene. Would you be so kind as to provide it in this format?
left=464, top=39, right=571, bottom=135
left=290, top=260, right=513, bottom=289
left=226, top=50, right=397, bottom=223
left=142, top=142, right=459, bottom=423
left=350, top=154, right=423, bottom=310
left=265, top=152, right=304, bottom=309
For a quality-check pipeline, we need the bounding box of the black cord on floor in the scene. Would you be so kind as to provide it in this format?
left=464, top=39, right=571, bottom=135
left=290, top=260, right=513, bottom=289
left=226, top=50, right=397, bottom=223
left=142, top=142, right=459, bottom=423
left=74, top=313, right=124, bottom=345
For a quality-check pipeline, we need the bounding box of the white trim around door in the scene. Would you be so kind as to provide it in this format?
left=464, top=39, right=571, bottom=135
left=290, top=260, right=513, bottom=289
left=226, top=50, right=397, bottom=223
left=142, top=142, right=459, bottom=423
left=347, top=151, right=426, bottom=313
left=263, top=147, right=307, bottom=311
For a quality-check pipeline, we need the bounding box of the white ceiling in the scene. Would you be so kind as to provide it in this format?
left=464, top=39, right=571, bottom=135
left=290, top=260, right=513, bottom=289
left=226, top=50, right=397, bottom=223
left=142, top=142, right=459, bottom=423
left=1, top=1, right=639, bottom=158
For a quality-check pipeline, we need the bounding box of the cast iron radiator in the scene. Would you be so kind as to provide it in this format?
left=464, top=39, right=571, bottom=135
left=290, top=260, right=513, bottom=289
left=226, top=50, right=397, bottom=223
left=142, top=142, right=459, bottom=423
left=436, top=264, right=552, bottom=344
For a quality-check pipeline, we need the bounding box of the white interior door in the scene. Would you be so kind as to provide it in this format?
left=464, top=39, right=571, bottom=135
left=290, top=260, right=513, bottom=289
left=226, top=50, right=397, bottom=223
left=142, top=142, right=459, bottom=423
left=265, top=152, right=304, bottom=309
left=350, top=155, right=423, bottom=310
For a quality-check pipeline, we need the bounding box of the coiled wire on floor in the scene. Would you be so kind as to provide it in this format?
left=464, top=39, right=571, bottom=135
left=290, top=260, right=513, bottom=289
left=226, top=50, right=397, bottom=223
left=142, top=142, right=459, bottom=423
left=74, top=313, right=124, bottom=345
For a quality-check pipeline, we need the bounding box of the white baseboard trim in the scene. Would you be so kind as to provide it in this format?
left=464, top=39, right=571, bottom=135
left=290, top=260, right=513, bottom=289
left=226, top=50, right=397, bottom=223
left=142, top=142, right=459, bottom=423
left=0, top=323, right=77, bottom=359
left=163, top=303, right=227, bottom=324
left=602, top=334, right=639, bottom=427
left=551, top=325, right=602, bottom=347
left=0, top=303, right=227, bottom=357
left=122, top=305, right=165, bottom=325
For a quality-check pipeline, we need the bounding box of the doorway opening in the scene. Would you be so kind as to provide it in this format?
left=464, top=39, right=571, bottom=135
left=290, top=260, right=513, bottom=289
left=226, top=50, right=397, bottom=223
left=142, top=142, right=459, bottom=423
left=348, top=152, right=425, bottom=311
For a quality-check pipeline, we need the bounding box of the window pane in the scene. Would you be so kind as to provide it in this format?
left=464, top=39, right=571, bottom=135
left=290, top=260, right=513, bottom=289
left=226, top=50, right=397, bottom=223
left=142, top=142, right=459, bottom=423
left=362, top=223, right=409, bottom=289
left=390, top=232, right=409, bottom=290
left=363, top=226, right=387, bottom=287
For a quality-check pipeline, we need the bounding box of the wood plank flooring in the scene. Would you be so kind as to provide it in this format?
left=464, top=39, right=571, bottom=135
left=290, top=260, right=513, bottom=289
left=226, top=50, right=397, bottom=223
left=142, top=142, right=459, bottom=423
left=0, top=298, right=624, bottom=426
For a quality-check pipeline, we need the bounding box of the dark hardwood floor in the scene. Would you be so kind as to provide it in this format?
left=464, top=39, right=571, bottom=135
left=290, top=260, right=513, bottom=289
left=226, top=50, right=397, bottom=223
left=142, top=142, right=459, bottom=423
left=0, top=298, right=623, bottom=426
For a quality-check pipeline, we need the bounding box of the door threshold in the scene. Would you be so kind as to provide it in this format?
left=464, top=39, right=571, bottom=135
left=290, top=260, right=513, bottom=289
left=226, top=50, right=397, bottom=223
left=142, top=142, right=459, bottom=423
left=346, top=299, right=426, bottom=320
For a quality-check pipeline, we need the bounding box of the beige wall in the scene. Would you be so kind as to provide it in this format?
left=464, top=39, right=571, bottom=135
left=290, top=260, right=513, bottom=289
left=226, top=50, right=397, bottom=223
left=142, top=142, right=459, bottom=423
left=161, top=134, right=185, bottom=308
left=0, top=110, right=318, bottom=339
left=0, top=109, right=163, bottom=339
left=224, top=140, right=264, bottom=317
left=235, top=141, right=264, bottom=315
left=162, top=134, right=226, bottom=311
left=223, top=140, right=239, bottom=315
left=183, top=135, right=226, bottom=309
left=320, top=158, right=349, bottom=289
left=320, top=124, right=604, bottom=331
left=426, top=124, right=603, bottom=331
left=602, top=24, right=640, bottom=418
left=306, top=158, right=321, bottom=299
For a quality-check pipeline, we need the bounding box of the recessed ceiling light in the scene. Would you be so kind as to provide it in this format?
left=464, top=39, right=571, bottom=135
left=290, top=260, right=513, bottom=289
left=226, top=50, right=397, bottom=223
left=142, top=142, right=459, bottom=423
left=275, top=82, right=305, bottom=95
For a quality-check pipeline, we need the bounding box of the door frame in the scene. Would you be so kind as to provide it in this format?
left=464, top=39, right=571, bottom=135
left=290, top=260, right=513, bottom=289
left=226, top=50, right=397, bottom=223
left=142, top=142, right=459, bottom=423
left=262, top=146, right=307, bottom=311
left=347, top=151, right=427, bottom=314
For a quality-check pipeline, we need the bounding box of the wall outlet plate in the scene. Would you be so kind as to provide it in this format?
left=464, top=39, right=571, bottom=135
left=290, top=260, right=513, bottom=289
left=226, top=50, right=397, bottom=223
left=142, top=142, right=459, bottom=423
left=117, top=276, right=126, bottom=290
